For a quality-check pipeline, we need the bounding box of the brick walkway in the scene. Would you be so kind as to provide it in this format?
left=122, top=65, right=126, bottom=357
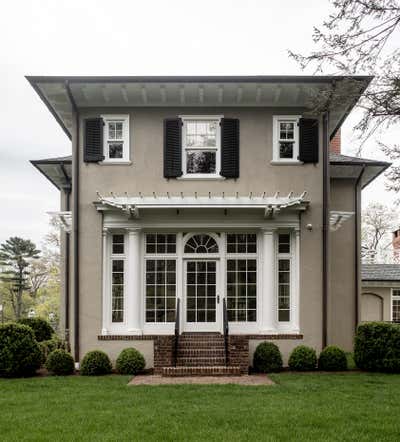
left=128, top=374, right=274, bottom=386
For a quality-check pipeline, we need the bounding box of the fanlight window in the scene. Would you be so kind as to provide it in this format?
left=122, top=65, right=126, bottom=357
left=184, top=234, right=219, bottom=254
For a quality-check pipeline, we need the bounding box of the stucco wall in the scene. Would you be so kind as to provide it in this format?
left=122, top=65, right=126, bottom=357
left=361, top=286, right=393, bottom=322
left=70, top=106, right=326, bottom=365
left=329, top=179, right=357, bottom=351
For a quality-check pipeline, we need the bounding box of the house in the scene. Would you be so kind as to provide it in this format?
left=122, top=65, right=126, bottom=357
left=29, top=75, right=390, bottom=375
left=361, top=264, right=400, bottom=323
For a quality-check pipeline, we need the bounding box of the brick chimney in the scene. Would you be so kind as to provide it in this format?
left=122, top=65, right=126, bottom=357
left=330, top=129, right=341, bottom=154
left=393, top=229, right=400, bottom=263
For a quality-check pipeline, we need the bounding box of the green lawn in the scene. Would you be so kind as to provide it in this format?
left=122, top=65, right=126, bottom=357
left=1, top=373, right=400, bottom=441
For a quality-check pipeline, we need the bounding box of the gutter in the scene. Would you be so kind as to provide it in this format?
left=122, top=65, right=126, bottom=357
left=65, top=80, right=80, bottom=363
left=322, top=112, right=330, bottom=348
left=355, top=165, right=366, bottom=332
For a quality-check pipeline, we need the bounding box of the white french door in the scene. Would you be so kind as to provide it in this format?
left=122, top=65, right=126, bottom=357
left=183, top=259, right=221, bottom=332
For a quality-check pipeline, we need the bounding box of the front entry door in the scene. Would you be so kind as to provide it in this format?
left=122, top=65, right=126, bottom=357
left=183, top=260, right=220, bottom=332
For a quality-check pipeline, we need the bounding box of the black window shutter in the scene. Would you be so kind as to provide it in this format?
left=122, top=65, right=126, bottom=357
left=164, top=118, right=182, bottom=178
left=84, top=118, right=104, bottom=162
left=220, top=118, right=240, bottom=178
left=299, top=118, right=319, bottom=163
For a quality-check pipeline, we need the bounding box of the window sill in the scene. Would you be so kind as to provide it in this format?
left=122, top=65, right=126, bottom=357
left=177, top=175, right=226, bottom=181
left=270, top=160, right=303, bottom=165
left=100, top=160, right=132, bottom=166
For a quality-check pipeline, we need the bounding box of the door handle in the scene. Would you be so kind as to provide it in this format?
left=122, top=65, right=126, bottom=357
left=217, top=295, right=220, bottom=304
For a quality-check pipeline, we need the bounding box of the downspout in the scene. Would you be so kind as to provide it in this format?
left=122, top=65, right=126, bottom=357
left=322, top=112, right=330, bottom=349
left=61, top=163, right=71, bottom=348
left=65, top=81, right=80, bottom=363
left=355, top=165, right=366, bottom=332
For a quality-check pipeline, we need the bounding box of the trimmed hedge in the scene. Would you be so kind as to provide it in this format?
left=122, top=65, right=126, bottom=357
left=288, top=346, right=317, bottom=371
left=46, top=349, right=75, bottom=375
left=80, top=350, right=112, bottom=376
left=354, top=322, right=400, bottom=373
left=318, top=346, right=347, bottom=371
left=253, top=342, right=283, bottom=373
left=39, top=336, right=69, bottom=365
left=116, top=348, right=145, bottom=375
left=18, top=318, right=53, bottom=342
left=0, top=323, right=42, bottom=377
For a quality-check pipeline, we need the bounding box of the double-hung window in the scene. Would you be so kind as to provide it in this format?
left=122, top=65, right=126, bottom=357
left=392, top=289, right=400, bottom=323
left=102, top=114, right=130, bottom=162
left=277, top=233, right=292, bottom=322
left=272, top=115, right=300, bottom=162
left=181, top=116, right=222, bottom=177
left=110, top=234, right=125, bottom=323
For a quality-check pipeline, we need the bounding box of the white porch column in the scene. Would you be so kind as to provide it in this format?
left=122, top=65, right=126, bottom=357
left=101, top=227, right=109, bottom=334
left=292, top=228, right=301, bottom=333
left=126, top=228, right=142, bottom=334
left=261, top=229, right=277, bottom=332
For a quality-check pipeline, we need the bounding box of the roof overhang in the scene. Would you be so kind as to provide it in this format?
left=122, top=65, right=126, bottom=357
left=95, top=192, right=309, bottom=219
left=330, top=156, right=390, bottom=189
left=26, top=75, right=372, bottom=140
left=30, top=156, right=72, bottom=191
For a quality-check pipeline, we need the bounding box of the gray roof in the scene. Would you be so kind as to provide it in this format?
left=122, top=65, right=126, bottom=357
left=362, top=264, right=400, bottom=281
left=330, top=152, right=390, bottom=167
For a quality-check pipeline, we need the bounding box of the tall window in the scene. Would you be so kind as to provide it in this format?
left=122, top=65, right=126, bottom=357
left=392, top=289, right=400, bottom=323
left=277, top=233, right=291, bottom=322
left=226, top=234, right=257, bottom=322
left=111, top=234, right=125, bottom=323
left=145, top=234, right=177, bottom=323
left=102, top=114, right=130, bottom=162
left=272, top=116, right=300, bottom=162
left=182, top=117, right=221, bottom=176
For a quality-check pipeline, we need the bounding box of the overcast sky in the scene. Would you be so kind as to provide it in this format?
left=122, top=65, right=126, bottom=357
left=0, top=0, right=398, bottom=247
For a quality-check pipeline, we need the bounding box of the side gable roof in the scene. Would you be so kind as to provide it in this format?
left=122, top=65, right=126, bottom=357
left=362, top=264, right=400, bottom=282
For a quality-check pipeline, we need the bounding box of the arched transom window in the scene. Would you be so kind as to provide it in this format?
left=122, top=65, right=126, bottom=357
left=184, top=234, right=219, bottom=254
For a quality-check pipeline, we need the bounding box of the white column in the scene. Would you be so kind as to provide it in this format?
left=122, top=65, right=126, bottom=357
left=126, top=228, right=142, bottom=334
left=292, top=228, right=300, bottom=333
left=261, top=229, right=277, bottom=332
left=101, top=228, right=109, bottom=334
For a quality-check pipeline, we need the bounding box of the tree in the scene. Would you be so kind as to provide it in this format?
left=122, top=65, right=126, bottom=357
left=361, top=202, right=397, bottom=262
left=289, top=1, right=400, bottom=158
left=0, top=237, right=40, bottom=320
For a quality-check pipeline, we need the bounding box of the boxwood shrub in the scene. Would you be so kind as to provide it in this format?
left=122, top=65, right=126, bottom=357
left=354, top=322, right=400, bottom=373
left=253, top=342, right=283, bottom=373
left=80, top=350, right=112, bottom=376
left=288, top=345, right=317, bottom=371
left=46, top=349, right=75, bottom=375
left=318, top=346, right=347, bottom=371
left=18, top=318, right=53, bottom=342
left=116, top=348, right=145, bottom=375
left=0, top=323, right=42, bottom=377
left=39, top=336, right=69, bottom=365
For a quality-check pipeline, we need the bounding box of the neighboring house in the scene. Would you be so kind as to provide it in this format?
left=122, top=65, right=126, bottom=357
left=361, top=264, right=400, bottom=323
left=29, top=75, right=389, bottom=375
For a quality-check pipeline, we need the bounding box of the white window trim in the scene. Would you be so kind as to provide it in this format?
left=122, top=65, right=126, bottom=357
left=101, top=114, right=130, bottom=163
left=101, top=226, right=301, bottom=336
left=272, top=115, right=302, bottom=164
left=391, top=288, right=400, bottom=322
left=179, top=115, right=224, bottom=180
left=102, top=231, right=128, bottom=334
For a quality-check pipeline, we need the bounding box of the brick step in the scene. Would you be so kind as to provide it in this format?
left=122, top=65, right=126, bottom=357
left=177, top=342, right=225, bottom=350
left=177, top=349, right=225, bottom=357
left=177, top=357, right=226, bottom=366
left=162, top=366, right=241, bottom=377
left=179, top=336, right=224, bottom=342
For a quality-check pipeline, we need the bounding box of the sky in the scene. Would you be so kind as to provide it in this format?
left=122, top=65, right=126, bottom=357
left=0, top=0, right=398, bottom=247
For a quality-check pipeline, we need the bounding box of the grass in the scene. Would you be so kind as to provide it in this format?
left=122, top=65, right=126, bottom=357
left=1, top=373, right=400, bottom=441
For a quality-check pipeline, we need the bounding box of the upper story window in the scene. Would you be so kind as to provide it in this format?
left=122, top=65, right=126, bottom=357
left=181, top=116, right=222, bottom=177
left=272, top=116, right=301, bottom=163
left=102, top=114, right=130, bottom=163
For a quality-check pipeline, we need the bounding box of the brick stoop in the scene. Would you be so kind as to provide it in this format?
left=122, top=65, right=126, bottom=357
left=161, top=332, right=244, bottom=376
left=162, top=366, right=242, bottom=377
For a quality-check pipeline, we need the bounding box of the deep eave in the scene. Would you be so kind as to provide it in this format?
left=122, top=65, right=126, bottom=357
left=26, top=74, right=373, bottom=141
